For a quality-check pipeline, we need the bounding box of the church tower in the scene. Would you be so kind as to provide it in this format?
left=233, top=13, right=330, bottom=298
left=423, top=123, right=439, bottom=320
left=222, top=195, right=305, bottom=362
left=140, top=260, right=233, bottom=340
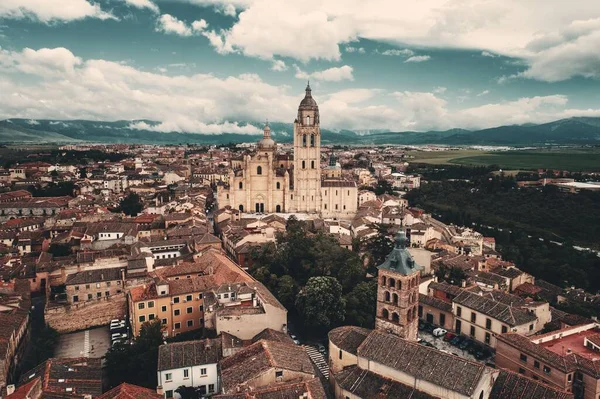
left=292, top=82, right=321, bottom=213
left=375, top=230, right=422, bottom=340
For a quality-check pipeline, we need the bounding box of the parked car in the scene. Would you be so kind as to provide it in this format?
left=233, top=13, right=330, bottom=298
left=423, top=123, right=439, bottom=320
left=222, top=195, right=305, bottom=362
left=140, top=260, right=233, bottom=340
left=111, top=332, right=128, bottom=342
left=443, top=332, right=456, bottom=342
left=459, top=338, right=472, bottom=350
left=317, top=344, right=327, bottom=355
left=450, top=336, right=464, bottom=346
left=293, top=339, right=300, bottom=345
left=433, top=328, right=447, bottom=337
left=110, top=322, right=126, bottom=333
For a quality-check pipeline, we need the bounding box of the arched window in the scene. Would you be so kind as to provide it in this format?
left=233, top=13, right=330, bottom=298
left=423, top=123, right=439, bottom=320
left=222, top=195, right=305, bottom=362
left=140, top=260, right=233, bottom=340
left=239, top=182, right=243, bottom=189
left=392, top=293, right=398, bottom=304
left=257, top=166, right=262, bottom=175
left=302, top=135, right=307, bottom=147
left=306, top=115, right=310, bottom=125
left=311, top=160, right=315, bottom=169
left=384, top=291, right=390, bottom=302
left=392, top=312, right=400, bottom=323
left=310, top=135, right=315, bottom=146
left=239, top=205, right=244, bottom=212
left=389, top=278, right=395, bottom=288
left=276, top=182, right=280, bottom=189
left=382, top=308, right=389, bottom=319
left=302, top=161, right=306, bottom=169
left=381, top=276, right=387, bottom=286
left=276, top=205, right=281, bottom=212
left=398, top=280, right=402, bottom=290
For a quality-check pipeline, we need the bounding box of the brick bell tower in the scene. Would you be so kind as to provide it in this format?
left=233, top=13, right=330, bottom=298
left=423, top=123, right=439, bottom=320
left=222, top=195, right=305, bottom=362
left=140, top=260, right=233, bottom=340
left=375, top=230, right=422, bottom=340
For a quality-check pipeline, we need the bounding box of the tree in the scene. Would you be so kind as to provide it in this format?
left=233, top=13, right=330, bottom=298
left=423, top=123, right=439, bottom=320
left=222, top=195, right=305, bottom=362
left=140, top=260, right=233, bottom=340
left=344, top=281, right=377, bottom=328
left=176, top=386, right=200, bottom=399
left=104, top=319, right=163, bottom=389
left=48, top=243, right=72, bottom=257
left=295, top=277, right=345, bottom=336
left=374, top=179, right=394, bottom=195
left=119, top=192, right=143, bottom=216
left=365, top=224, right=394, bottom=268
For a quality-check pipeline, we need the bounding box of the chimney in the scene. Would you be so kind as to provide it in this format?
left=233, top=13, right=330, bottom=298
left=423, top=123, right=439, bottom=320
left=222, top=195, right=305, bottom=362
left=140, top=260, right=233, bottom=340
left=156, top=386, right=164, bottom=395
left=6, top=384, right=15, bottom=395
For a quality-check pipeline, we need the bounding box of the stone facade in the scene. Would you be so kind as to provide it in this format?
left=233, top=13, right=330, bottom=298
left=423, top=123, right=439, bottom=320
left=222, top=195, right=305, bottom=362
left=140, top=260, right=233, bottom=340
left=45, top=293, right=127, bottom=333
left=375, top=231, right=422, bottom=341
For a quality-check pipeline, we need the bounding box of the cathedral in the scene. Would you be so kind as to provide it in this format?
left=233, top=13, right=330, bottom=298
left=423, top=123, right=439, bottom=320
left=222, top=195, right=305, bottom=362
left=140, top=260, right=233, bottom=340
left=217, top=84, right=358, bottom=220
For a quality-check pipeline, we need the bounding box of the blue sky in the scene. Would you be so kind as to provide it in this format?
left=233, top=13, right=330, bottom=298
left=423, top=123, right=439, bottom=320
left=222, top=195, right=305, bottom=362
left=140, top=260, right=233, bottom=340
left=1, top=0, right=600, bottom=134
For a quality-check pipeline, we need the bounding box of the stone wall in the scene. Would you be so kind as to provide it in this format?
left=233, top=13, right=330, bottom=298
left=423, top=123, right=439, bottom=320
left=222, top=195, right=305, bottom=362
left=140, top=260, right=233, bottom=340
left=45, top=293, right=127, bottom=333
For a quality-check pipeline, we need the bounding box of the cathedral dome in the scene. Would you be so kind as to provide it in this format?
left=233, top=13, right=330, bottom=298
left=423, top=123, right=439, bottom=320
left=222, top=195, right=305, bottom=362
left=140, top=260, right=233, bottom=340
left=257, top=122, right=276, bottom=150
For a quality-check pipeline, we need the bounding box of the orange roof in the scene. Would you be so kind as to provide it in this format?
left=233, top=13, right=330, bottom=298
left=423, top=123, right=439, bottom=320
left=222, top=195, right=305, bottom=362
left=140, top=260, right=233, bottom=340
left=97, top=383, right=162, bottom=399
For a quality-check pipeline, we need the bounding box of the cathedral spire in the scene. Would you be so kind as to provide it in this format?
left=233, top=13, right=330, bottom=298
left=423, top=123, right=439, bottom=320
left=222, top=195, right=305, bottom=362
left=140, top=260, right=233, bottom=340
left=305, top=81, right=312, bottom=96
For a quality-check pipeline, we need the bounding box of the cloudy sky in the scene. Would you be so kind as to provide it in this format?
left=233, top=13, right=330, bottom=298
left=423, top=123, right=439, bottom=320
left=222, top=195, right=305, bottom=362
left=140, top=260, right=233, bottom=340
left=2, top=0, right=600, bottom=134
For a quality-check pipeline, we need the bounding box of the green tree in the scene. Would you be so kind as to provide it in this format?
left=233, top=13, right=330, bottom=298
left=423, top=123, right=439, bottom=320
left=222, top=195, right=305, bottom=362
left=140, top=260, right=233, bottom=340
left=344, top=281, right=377, bottom=328
left=176, top=386, right=200, bottom=399
left=295, top=277, right=345, bottom=336
left=118, top=192, right=143, bottom=216
left=374, top=179, right=394, bottom=195
left=276, top=275, right=298, bottom=310
left=365, top=224, right=394, bottom=268
left=104, top=319, right=164, bottom=389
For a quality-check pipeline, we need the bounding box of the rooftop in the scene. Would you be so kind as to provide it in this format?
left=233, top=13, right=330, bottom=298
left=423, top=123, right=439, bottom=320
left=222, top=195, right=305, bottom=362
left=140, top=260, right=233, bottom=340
left=539, top=327, right=600, bottom=360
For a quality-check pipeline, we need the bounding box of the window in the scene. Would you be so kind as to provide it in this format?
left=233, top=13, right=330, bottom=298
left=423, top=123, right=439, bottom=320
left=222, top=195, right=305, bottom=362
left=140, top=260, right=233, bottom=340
left=73, top=295, right=79, bottom=302
left=568, top=373, right=572, bottom=382
left=97, top=292, right=102, bottom=298
left=303, top=135, right=307, bottom=146
left=501, top=325, right=508, bottom=334
left=183, top=369, right=189, bottom=379
left=174, top=309, right=180, bottom=316
left=529, top=324, right=534, bottom=331
left=199, top=305, right=204, bottom=312
left=174, top=322, right=181, bottom=329
left=149, top=314, right=155, bottom=320
left=166, top=391, right=173, bottom=398
left=161, top=305, right=167, bottom=312
left=86, top=284, right=90, bottom=289
left=302, top=161, right=306, bottom=169
left=88, top=294, right=93, bottom=300
left=534, top=360, right=540, bottom=369
left=275, top=371, right=283, bottom=378
left=148, top=301, right=154, bottom=308
left=224, top=293, right=229, bottom=299
left=165, top=373, right=172, bottom=381
left=276, top=182, right=280, bottom=189
left=486, top=318, right=492, bottom=329
left=311, top=160, right=315, bottom=169
left=339, top=349, right=343, bottom=360
left=418, top=306, right=423, bottom=317
left=139, top=315, right=146, bottom=323
left=257, top=166, right=262, bottom=175
left=106, top=281, right=111, bottom=287
left=543, top=366, right=551, bottom=374
left=520, top=354, right=528, bottom=362
left=310, top=134, right=315, bottom=146
left=239, top=182, right=243, bottom=189
left=440, top=313, right=446, bottom=326
left=456, top=307, right=462, bottom=317
left=75, top=285, right=79, bottom=291
left=519, top=368, right=525, bottom=374
left=162, top=318, right=167, bottom=324
left=186, top=295, right=192, bottom=302
left=173, top=297, right=180, bottom=304
left=485, top=332, right=491, bottom=345
left=471, top=312, right=477, bottom=323
left=470, top=326, right=476, bottom=337
left=187, top=320, right=193, bottom=327
left=201, top=368, right=207, bottom=376
left=208, top=384, right=215, bottom=393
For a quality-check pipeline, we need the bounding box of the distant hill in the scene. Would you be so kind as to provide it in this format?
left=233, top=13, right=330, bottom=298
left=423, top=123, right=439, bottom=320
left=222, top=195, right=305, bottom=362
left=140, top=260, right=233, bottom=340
left=1, top=117, right=600, bottom=146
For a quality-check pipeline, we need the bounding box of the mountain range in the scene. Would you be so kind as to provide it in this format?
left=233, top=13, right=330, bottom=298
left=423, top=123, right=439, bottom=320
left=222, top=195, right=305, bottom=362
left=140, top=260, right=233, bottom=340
left=1, top=117, right=600, bottom=146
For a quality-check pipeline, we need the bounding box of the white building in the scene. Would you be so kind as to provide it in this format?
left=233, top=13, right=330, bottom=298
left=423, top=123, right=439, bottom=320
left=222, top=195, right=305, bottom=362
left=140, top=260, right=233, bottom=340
left=157, top=338, right=220, bottom=399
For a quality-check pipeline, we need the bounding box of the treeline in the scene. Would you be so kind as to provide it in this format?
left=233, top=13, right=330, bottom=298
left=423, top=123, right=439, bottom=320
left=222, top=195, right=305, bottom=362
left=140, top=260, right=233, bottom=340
left=249, top=217, right=376, bottom=337
left=406, top=174, right=600, bottom=292
left=407, top=164, right=496, bottom=181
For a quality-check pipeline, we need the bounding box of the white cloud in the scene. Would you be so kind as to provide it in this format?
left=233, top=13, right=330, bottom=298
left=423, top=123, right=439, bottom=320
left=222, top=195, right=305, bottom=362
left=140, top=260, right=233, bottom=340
left=405, top=55, right=431, bottom=63
left=380, top=49, right=414, bottom=56
left=433, top=86, right=447, bottom=94
left=221, top=4, right=237, bottom=16
left=271, top=60, right=287, bottom=71
left=123, top=0, right=159, bottom=13
left=345, top=46, right=365, bottom=54
left=156, top=14, right=194, bottom=36
left=481, top=51, right=497, bottom=58
left=294, top=65, right=354, bottom=82
left=192, top=19, right=208, bottom=32
left=476, top=89, right=490, bottom=96
left=0, top=0, right=116, bottom=22
left=3, top=47, right=600, bottom=134
left=0, top=47, right=299, bottom=134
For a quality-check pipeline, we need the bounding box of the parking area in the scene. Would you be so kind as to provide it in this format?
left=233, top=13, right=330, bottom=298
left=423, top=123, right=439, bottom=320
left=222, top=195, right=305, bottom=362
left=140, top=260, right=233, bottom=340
left=418, top=322, right=494, bottom=366
left=55, top=326, right=112, bottom=359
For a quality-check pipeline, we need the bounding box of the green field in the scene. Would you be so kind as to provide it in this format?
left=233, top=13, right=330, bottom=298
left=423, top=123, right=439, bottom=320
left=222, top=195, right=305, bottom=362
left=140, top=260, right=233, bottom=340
left=407, top=148, right=600, bottom=171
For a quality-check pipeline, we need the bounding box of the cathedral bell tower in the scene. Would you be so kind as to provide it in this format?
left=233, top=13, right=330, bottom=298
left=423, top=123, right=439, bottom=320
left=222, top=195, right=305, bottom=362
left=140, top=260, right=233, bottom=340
left=375, top=230, right=422, bottom=340
left=292, top=82, right=321, bottom=213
